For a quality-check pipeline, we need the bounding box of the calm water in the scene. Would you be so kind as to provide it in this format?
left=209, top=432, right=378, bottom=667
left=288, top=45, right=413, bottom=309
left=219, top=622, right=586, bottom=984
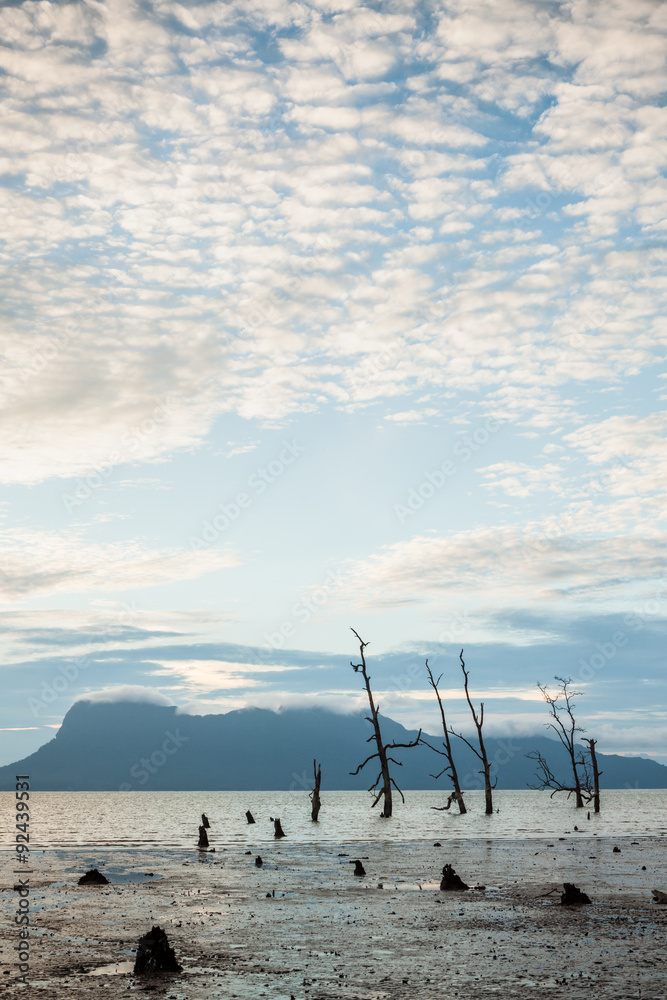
left=2, top=789, right=666, bottom=849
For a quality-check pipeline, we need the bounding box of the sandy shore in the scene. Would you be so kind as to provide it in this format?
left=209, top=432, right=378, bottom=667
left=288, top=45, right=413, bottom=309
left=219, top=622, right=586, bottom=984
left=2, top=835, right=666, bottom=999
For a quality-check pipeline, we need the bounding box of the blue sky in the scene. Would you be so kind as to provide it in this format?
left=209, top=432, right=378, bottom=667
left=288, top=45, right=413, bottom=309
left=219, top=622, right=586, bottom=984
left=0, top=0, right=666, bottom=767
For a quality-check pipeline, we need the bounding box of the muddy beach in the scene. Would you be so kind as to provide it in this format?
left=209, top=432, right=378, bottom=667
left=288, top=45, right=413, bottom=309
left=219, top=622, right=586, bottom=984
left=2, top=835, right=666, bottom=999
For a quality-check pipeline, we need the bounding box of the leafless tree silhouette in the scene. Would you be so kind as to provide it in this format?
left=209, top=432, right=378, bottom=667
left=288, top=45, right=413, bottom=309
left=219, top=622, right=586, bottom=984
left=419, top=659, right=467, bottom=814
left=449, top=650, right=495, bottom=814
left=349, top=628, right=421, bottom=818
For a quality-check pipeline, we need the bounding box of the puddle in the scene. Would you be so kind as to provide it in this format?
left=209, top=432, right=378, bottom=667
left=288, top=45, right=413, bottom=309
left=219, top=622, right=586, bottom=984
left=64, top=866, right=162, bottom=884
left=88, top=961, right=134, bottom=976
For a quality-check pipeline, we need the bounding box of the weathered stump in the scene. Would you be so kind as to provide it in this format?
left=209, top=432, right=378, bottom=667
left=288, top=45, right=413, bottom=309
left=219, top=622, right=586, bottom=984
left=440, top=864, right=469, bottom=891
left=310, top=760, right=322, bottom=822
left=246, top=810, right=256, bottom=824
left=354, top=860, right=366, bottom=877
left=133, top=925, right=181, bottom=975
left=561, top=882, right=591, bottom=905
left=272, top=817, right=286, bottom=839
left=201, top=813, right=210, bottom=828
left=255, top=856, right=263, bottom=867
left=77, top=869, right=109, bottom=885
left=198, top=825, right=209, bottom=848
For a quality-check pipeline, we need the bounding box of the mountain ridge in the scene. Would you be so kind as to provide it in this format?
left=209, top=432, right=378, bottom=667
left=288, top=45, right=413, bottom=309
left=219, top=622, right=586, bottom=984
left=1, top=700, right=664, bottom=791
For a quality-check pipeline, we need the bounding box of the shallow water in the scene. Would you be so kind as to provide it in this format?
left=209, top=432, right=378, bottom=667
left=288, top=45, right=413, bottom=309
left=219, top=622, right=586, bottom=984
left=1, top=788, right=665, bottom=849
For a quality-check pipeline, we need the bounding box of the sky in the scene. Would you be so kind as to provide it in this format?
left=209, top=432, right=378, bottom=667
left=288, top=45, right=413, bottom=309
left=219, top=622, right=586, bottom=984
left=0, top=0, right=666, bottom=769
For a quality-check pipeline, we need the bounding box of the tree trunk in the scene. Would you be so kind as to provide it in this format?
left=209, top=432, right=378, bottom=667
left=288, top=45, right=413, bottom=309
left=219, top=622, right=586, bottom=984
left=483, top=769, right=493, bottom=815
left=380, top=758, right=393, bottom=818
left=310, top=759, right=322, bottom=822
left=584, top=738, right=601, bottom=813
left=569, top=748, right=584, bottom=808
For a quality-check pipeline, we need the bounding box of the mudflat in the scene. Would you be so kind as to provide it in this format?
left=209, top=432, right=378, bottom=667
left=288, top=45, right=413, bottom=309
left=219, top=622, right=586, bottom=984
left=2, top=835, right=666, bottom=999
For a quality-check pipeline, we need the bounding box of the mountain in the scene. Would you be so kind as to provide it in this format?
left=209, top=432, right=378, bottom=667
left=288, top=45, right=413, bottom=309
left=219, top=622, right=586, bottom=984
left=1, top=699, right=665, bottom=791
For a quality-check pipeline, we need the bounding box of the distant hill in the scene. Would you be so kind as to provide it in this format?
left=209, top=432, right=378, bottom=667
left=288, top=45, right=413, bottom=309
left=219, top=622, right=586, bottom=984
left=0, top=700, right=665, bottom=792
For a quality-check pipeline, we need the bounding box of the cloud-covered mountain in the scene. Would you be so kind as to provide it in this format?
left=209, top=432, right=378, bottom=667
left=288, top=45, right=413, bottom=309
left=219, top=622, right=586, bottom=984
left=1, top=699, right=665, bottom=792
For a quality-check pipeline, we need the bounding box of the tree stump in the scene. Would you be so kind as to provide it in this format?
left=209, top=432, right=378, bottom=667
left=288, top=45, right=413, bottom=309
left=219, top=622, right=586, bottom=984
left=77, top=869, right=109, bottom=885
left=440, top=864, right=469, bottom=891
left=272, top=817, right=286, bottom=839
left=201, top=813, right=210, bottom=828
left=246, top=810, right=256, bottom=824
left=310, top=760, right=322, bottom=822
left=255, top=856, right=263, bottom=868
left=198, top=825, right=209, bottom=848
left=561, top=882, right=591, bottom=905
left=354, top=860, right=366, bottom=876
left=133, top=925, right=181, bottom=974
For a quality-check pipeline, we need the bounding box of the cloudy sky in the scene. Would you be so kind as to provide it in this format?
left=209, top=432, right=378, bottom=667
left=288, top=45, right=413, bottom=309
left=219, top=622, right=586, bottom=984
left=1, top=0, right=666, bottom=768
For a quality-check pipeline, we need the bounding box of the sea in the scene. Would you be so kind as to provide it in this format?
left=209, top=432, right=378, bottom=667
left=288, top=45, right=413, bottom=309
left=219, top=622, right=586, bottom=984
left=2, top=789, right=666, bottom=850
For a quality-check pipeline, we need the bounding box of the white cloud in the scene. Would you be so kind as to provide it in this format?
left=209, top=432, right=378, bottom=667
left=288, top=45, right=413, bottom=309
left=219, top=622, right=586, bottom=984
left=335, top=518, right=667, bottom=616
left=0, top=0, right=662, bottom=483
left=75, top=685, right=175, bottom=706
left=0, top=528, right=240, bottom=601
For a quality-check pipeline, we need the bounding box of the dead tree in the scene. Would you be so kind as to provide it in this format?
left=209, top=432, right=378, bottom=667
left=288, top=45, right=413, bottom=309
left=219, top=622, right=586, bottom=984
left=449, top=650, right=495, bottom=814
left=419, top=659, right=467, bottom=814
left=310, top=759, right=322, bottom=822
left=349, top=628, right=421, bottom=818
left=527, top=677, right=589, bottom=808
left=582, top=738, right=602, bottom=813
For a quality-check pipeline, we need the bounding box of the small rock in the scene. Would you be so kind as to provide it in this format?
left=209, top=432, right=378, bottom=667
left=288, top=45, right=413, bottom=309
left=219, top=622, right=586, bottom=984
left=613, top=846, right=621, bottom=853
left=354, top=860, right=366, bottom=877
left=255, top=856, right=263, bottom=868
